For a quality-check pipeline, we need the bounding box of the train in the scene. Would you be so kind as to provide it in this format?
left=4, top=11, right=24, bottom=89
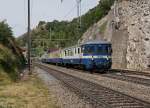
left=41, top=40, right=112, bottom=71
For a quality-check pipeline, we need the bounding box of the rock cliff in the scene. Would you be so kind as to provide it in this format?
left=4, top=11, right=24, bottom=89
left=79, top=0, right=150, bottom=71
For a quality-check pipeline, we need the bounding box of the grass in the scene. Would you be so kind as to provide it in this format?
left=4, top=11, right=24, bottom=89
left=99, top=21, right=108, bottom=34
left=0, top=71, right=58, bottom=108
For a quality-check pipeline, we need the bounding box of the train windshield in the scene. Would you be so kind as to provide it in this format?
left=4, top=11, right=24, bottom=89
left=83, top=45, right=95, bottom=54
left=96, top=44, right=112, bottom=55
left=83, top=44, right=112, bottom=55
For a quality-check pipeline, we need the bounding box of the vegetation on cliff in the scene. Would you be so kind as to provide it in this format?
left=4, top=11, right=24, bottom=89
left=18, top=0, right=115, bottom=56
left=0, top=21, right=25, bottom=81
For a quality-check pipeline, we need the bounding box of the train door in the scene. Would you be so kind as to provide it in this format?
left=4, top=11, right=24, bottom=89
left=78, top=47, right=82, bottom=64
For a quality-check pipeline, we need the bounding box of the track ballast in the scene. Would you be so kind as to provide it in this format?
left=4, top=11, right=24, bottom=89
left=102, top=69, right=150, bottom=87
left=36, top=63, right=150, bottom=108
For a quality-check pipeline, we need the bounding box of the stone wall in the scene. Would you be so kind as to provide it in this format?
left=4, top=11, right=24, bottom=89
left=117, top=0, right=150, bottom=70
left=79, top=0, right=150, bottom=71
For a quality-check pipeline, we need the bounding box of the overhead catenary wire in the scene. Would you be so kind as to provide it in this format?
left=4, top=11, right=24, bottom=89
left=61, top=0, right=82, bottom=24
left=63, top=4, right=78, bottom=20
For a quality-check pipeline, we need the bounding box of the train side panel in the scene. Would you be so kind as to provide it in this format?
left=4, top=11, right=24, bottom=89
left=47, top=50, right=62, bottom=64
left=61, top=46, right=82, bottom=65
left=41, top=41, right=112, bottom=71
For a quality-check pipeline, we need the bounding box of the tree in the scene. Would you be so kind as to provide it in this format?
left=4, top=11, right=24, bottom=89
left=0, top=21, right=13, bottom=47
left=18, top=0, right=115, bottom=56
left=0, top=21, right=26, bottom=80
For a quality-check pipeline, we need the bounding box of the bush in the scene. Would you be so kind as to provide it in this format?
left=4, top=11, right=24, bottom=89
left=0, top=44, right=19, bottom=81
left=0, top=21, right=25, bottom=81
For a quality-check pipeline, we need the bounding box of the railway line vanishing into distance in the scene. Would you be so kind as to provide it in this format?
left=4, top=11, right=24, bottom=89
left=53, top=65, right=150, bottom=87
left=35, top=63, right=150, bottom=108
left=75, top=68, right=150, bottom=87
left=101, top=72, right=150, bottom=87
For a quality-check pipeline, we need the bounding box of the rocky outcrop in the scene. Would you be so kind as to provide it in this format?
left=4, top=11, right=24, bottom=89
left=79, top=0, right=150, bottom=71
left=118, top=0, right=150, bottom=70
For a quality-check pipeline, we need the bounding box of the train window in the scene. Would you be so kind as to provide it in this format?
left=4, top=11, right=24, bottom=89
left=81, top=46, right=84, bottom=53
left=96, top=45, right=112, bottom=54
left=66, top=50, right=68, bottom=56
left=68, top=50, right=72, bottom=56
left=78, top=48, right=80, bottom=54
left=64, top=51, right=66, bottom=56
left=68, top=50, right=70, bottom=56
left=69, top=50, right=71, bottom=56
left=83, top=45, right=95, bottom=54
left=81, top=47, right=83, bottom=53
left=75, top=48, right=76, bottom=54
left=71, top=50, right=73, bottom=56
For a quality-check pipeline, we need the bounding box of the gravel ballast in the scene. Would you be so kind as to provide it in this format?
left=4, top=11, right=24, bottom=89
left=35, top=67, right=94, bottom=108
left=41, top=64, right=150, bottom=103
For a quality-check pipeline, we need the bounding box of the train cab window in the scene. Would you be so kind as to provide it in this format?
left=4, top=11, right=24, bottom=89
left=96, top=45, right=112, bottom=54
left=81, top=46, right=84, bottom=53
left=83, top=45, right=95, bottom=54
left=81, top=47, right=83, bottom=53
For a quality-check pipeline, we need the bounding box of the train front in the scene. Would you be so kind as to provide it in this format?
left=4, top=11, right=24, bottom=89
left=82, top=42, right=112, bottom=70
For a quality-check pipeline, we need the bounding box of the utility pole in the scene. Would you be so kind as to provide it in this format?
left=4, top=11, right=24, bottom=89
left=49, top=27, right=52, bottom=41
left=27, top=0, right=31, bottom=73
left=61, top=0, right=82, bottom=28
left=77, top=0, right=82, bottom=28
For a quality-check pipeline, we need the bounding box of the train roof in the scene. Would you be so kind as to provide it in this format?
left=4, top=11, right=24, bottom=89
left=62, top=45, right=80, bottom=50
left=81, top=40, right=111, bottom=45
left=62, top=40, right=111, bottom=51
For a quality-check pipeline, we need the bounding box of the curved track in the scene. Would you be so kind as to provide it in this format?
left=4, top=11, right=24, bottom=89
left=68, top=68, right=150, bottom=87
left=63, top=67, right=150, bottom=87
left=36, top=63, right=150, bottom=108
left=101, top=71, right=150, bottom=87
left=95, top=69, right=150, bottom=87
left=108, top=69, right=150, bottom=77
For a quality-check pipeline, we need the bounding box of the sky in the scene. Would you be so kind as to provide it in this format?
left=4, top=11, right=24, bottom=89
left=0, top=0, right=99, bottom=37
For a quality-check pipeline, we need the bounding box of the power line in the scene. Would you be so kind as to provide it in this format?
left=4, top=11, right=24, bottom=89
left=63, top=4, right=78, bottom=19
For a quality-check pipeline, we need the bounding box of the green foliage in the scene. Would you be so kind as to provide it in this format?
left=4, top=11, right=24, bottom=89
left=0, top=45, right=18, bottom=81
left=0, top=21, right=25, bottom=81
left=0, top=21, right=13, bottom=47
left=99, top=21, right=108, bottom=34
left=18, top=0, right=115, bottom=56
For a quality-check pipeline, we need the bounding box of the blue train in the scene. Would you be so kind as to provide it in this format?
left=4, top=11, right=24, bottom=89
left=41, top=40, right=112, bottom=70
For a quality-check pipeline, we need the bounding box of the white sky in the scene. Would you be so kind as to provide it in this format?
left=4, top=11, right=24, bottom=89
left=0, top=0, right=99, bottom=37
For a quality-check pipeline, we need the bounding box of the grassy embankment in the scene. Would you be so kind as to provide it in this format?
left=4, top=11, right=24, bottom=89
left=0, top=70, right=58, bottom=108
left=0, top=45, right=58, bottom=108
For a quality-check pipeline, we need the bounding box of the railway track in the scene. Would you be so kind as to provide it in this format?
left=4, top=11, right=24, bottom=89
left=62, top=66, right=150, bottom=87
left=67, top=67, right=150, bottom=87
left=101, top=71, right=150, bottom=87
left=36, top=63, right=150, bottom=108
left=108, top=69, right=150, bottom=77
